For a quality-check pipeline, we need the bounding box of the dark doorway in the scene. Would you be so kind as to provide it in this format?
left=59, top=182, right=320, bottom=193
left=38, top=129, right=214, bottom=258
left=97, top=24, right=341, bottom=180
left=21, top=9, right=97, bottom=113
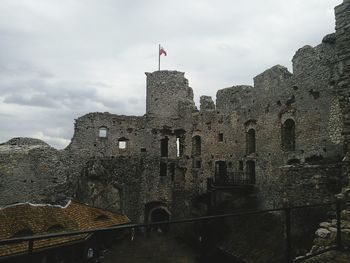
left=192, top=135, right=201, bottom=156
left=160, top=137, right=169, bottom=157
left=151, top=208, right=170, bottom=232
left=246, top=161, right=256, bottom=184
left=282, top=119, right=295, bottom=151
left=246, top=129, right=256, bottom=154
left=215, top=161, right=227, bottom=185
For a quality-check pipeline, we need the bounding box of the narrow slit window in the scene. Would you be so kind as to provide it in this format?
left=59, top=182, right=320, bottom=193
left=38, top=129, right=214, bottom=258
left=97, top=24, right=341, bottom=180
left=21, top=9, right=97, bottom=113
left=176, top=138, right=180, bottom=157
left=192, top=136, right=201, bottom=156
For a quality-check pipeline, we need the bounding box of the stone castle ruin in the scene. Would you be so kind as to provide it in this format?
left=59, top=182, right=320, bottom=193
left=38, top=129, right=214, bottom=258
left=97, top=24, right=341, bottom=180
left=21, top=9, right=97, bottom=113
left=0, top=0, right=349, bottom=228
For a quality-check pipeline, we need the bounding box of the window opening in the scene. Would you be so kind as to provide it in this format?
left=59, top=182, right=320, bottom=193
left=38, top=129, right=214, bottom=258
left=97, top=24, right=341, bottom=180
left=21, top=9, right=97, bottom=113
left=246, top=129, right=256, bottom=154
left=99, top=127, right=107, bottom=138
left=282, top=119, right=296, bottom=151
left=160, top=137, right=169, bottom=157
left=192, top=135, right=201, bottom=156
left=160, top=161, right=167, bottom=176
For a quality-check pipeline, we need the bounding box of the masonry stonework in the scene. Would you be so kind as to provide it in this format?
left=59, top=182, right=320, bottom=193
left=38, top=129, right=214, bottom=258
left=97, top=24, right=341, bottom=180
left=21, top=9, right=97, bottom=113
left=0, top=1, right=349, bottom=227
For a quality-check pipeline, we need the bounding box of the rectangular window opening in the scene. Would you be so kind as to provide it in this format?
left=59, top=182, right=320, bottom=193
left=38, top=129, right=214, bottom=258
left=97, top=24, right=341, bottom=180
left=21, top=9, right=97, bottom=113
left=160, top=161, right=167, bottom=176
left=119, top=141, right=127, bottom=149
left=99, top=128, right=107, bottom=138
left=169, top=163, right=175, bottom=181
left=219, top=133, right=224, bottom=142
left=239, top=161, right=244, bottom=171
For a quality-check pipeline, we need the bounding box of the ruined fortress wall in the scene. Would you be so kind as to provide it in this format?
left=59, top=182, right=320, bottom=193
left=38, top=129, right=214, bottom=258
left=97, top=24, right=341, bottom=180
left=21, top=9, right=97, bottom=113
left=76, top=155, right=194, bottom=222
left=67, top=113, right=147, bottom=157
left=194, top=39, right=343, bottom=208
left=1, top=3, right=348, bottom=222
left=0, top=138, right=74, bottom=206
left=334, top=0, right=350, bottom=180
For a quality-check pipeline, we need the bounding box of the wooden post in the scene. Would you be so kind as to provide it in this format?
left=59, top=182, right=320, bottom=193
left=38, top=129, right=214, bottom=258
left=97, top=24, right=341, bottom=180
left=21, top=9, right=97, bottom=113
left=28, top=240, right=34, bottom=263
left=284, top=202, right=292, bottom=263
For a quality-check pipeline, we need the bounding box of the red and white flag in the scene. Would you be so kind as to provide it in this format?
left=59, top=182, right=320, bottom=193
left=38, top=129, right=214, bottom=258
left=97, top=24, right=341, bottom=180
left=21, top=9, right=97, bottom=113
left=159, top=46, right=167, bottom=56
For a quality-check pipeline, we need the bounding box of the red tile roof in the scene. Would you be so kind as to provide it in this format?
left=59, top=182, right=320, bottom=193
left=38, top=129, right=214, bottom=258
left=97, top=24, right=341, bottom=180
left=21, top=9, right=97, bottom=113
left=0, top=200, right=130, bottom=257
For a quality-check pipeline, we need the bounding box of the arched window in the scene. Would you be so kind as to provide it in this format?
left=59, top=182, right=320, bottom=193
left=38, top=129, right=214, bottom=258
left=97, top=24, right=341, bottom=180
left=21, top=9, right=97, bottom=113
left=99, top=127, right=108, bottom=138
left=192, top=135, right=201, bottom=156
left=246, top=129, right=256, bottom=154
left=160, top=137, right=169, bottom=157
left=282, top=119, right=295, bottom=151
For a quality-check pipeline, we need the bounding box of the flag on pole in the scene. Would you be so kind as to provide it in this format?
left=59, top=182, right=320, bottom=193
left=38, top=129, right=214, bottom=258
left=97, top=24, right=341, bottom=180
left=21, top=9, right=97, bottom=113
left=159, top=46, right=167, bottom=56
left=158, top=44, right=167, bottom=71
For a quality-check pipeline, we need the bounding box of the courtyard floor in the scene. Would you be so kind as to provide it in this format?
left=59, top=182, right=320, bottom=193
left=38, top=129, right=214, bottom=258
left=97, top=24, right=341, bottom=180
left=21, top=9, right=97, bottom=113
left=100, top=231, right=200, bottom=263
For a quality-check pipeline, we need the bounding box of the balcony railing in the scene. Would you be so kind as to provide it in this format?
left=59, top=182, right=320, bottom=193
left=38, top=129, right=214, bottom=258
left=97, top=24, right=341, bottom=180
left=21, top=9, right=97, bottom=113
left=212, top=171, right=255, bottom=187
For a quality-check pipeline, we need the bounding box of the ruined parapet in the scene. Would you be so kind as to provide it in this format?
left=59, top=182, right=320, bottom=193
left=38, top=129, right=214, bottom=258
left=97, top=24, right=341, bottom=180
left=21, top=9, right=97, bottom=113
left=253, top=65, right=292, bottom=93
left=145, top=70, right=195, bottom=118
left=200, top=96, right=215, bottom=111
left=216, top=85, right=253, bottom=113
left=292, top=40, right=336, bottom=78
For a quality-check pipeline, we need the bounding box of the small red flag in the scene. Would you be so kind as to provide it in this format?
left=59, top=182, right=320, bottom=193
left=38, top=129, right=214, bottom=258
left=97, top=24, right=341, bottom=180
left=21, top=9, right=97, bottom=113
left=159, top=46, right=167, bottom=56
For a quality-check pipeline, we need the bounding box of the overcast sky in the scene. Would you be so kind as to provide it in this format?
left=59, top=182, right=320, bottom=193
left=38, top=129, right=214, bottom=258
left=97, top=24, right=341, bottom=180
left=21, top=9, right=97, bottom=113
left=0, top=0, right=342, bottom=149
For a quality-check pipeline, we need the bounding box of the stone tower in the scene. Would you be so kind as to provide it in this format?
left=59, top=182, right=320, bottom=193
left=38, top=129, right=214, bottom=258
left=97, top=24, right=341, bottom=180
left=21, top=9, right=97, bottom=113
left=145, top=70, right=195, bottom=118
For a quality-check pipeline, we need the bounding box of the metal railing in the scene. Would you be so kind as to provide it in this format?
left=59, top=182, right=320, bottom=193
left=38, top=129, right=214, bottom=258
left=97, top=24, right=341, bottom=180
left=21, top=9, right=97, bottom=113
left=0, top=199, right=348, bottom=263
left=212, top=171, right=255, bottom=187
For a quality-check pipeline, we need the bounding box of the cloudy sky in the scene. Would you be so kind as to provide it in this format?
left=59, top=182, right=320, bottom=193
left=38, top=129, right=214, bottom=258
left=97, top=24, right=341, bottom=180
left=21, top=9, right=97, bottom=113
left=0, top=0, right=342, bottom=149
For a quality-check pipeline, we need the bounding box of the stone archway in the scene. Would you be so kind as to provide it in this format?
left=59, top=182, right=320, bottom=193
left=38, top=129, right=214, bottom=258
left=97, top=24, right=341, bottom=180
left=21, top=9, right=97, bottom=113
left=145, top=202, right=171, bottom=232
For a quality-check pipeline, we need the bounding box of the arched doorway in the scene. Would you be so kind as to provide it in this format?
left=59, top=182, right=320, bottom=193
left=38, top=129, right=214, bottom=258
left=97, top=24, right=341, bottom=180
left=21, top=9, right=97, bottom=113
left=150, top=207, right=170, bottom=232
left=145, top=202, right=171, bottom=232
left=151, top=208, right=170, bottom=222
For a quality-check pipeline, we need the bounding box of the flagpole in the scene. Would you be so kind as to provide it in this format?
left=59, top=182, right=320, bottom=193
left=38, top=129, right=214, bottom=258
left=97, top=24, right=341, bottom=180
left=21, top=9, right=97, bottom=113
left=158, top=44, right=160, bottom=71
